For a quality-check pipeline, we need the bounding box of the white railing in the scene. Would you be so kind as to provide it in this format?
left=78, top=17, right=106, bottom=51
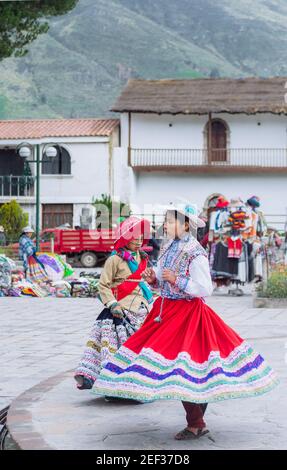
left=264, top=214, right=287, bottom=231
left=130, top=148, right=287, bottom=168
left=0, top=176, right=35, bottom=198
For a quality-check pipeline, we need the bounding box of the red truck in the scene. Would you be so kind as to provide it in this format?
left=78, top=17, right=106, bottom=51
left=12, top=228, right=152, bottom=268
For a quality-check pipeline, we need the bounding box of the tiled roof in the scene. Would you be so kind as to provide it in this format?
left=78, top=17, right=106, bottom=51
left=0, top=118, right=119, bottom=139
left=112, top=77, right=287, bottom=115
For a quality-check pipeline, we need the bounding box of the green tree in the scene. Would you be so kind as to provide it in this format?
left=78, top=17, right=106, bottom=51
left=0, top=0, right=78, bottom=61
left=92, top=194, right=131, bottom=229
left=0, top=200, right=29, bottom=243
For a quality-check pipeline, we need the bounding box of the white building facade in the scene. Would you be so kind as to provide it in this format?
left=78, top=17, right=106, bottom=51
left=1, top=78, right=287, bottom=232
left=0, top=119, right=119, bottom=230
left=112, top=78, right=287, bottom=228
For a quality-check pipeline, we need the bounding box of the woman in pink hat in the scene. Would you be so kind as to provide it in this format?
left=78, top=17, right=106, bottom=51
left=74, top=216, right=154, bottom=393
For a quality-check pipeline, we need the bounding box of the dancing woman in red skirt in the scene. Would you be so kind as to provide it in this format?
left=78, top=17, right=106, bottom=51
left=92, top=205, right=278, bottom=440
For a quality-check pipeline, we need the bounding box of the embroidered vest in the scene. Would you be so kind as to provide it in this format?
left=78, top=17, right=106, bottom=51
left=158, top=236, right=207, bottom=294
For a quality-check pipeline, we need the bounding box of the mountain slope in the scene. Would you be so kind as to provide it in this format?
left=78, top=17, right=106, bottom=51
left=117, top=0, right=287, bottom=76
left=0, top=0, right=286, bottom=119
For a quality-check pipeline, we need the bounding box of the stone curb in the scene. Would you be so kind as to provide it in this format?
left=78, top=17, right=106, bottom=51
left=253, top=297, right=287, bottom=308
left=7, top=370, right=72, bottom=450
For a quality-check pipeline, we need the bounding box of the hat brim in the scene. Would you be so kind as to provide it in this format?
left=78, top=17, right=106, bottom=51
left=165, top=206, right=206, bottom=229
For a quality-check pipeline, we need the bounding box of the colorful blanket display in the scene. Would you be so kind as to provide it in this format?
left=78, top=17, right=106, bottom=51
left=26, top=254, right=50, bottom=284
left=37, top=252, right=74, bottom=279
left=0, top=253, right=101, bottom=298
left=26, top=252, right=74, bottom=284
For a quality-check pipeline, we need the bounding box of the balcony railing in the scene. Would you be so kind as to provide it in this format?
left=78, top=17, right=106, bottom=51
left=0, top=176, right=35, bottom=198
left=130, top=148, right=287, bottom=170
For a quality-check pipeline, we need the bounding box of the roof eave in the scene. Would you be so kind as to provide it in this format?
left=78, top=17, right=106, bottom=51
left=110, top=108, right=287, bottom=115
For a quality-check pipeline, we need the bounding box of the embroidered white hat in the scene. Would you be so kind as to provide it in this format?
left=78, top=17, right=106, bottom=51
left=22, top=226, right=34, bottom=233
left=164, top=204, right=206, bottom=229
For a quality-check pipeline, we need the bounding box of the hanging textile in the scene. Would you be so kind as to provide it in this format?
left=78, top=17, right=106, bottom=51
left=227, top=237, right=243, bottom=259
left=211, top=242, right=239, bottom=280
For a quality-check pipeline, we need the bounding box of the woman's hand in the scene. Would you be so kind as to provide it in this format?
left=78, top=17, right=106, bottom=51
left=162, top=269, right=177, bottom=285
left=110, top=302, right=124, bottom=319
left=142, top=268, right=156, bottom=284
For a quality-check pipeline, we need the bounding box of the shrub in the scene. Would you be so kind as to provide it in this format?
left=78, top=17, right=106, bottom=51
left=257, top=266, right=287, bottom=298
left=0, top=200, right=28, bottom=243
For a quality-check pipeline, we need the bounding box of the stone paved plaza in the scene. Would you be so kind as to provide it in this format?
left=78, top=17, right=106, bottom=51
left=1, top=290, right=287, bottom=449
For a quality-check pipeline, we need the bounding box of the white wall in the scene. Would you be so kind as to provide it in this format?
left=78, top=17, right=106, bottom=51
left=220, top=113, right=287, bottom=148
left=40, top=142, right=110, bottom=204
left=120, top=113, right=130, bottom=148
left=113, top=147, right=137, bottom=203
left=131, top=171, right=287, bottom=220
left=0, top=132, right=119, bottom=230
left=117, top=112, right=287, bottom=222
left=22, top=141, right=112, bottom=229
left=122, top=112, right=287, bottom=149
left=126, top=113, right=206, bottom=149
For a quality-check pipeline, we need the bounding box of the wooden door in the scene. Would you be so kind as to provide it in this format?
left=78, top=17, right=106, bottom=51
left=42, top=204, right=73, bottom=229
left=209, top=120, right=227, bottom=162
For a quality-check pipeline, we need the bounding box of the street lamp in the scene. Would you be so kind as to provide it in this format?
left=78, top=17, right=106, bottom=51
left=17, top=142, right=58, bottom=251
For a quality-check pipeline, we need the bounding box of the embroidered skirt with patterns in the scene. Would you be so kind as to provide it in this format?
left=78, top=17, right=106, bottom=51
left=92, top=297, right=278, bottom=403
left=75, top=306, right=148, bottom=384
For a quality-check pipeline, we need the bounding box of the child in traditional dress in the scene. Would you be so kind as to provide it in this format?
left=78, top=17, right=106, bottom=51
left=74, top=217, right=153, bottom=391
left=92, top=205, right=278, bottom=440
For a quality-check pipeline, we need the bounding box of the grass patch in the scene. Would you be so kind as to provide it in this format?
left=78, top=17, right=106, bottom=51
left=257, top=265, right=287, bottom=299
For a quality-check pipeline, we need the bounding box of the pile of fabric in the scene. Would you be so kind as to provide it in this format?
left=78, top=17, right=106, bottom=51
left=69, top=272, right=101, bottom=298
left=51, top=280, right=72, bottom=298
left=0, top=253, right=72, bottom=297
left=0, top=255, right=16, bottom=297
left=0, top=253, right=102, bottom=298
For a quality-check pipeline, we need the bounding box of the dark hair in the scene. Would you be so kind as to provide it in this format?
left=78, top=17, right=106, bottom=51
left=165, top=210, right=190, bottom=231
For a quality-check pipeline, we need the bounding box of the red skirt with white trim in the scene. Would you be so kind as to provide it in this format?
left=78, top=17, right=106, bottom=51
left=92, top=297, right=278, bottom=403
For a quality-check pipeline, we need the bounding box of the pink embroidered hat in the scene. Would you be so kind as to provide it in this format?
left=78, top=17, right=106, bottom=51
left=114, top=216, right=151, bottom=250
